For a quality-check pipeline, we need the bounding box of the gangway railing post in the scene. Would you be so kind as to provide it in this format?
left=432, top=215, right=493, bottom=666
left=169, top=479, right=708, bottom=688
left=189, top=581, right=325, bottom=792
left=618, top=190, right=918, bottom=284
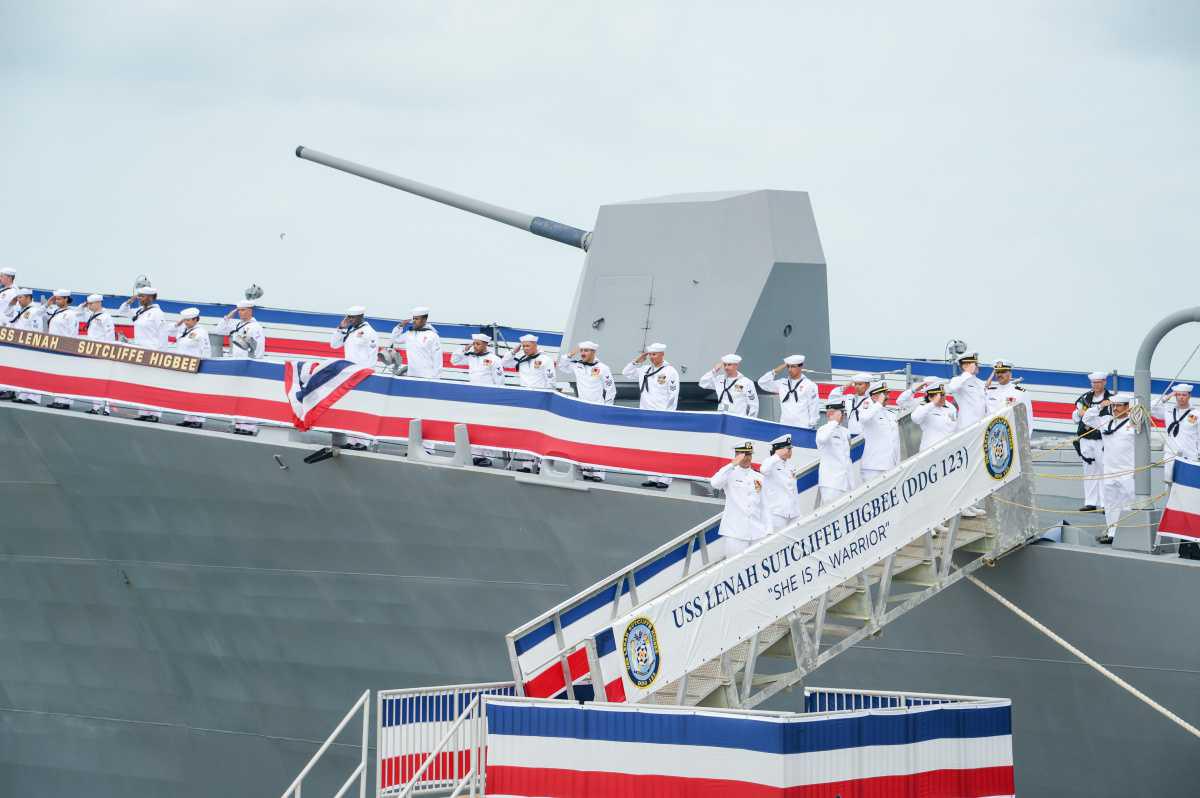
left=938, top=516, right=961, bottom=579
left=741, top=631, right=761, bottom=702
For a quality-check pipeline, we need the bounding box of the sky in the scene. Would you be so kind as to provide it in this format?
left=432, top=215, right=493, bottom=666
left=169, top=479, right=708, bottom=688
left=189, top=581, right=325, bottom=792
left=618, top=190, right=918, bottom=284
left=2, top=1, right=1198, bottom=377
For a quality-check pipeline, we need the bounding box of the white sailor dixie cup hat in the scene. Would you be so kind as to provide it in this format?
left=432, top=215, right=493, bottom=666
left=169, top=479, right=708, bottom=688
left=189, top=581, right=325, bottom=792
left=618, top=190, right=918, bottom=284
left=519, top=333, right=538, bottom=343
left=0, top=267, right=16, bottom=277
left=471, top=333, right=491, bottom=342
left=770, top=433, right=792, bottom=451
left=86, top=293, right=103, bottom=303
left=411, top=306, right=430, bottom=317
left=137, top=286, right=158, bottom=295
left=784, top=354, right=806, bottom=366
left=721, top=354, right=742, bottom=365
left=180, top=307, right=200, bottom=320
left=577, top=340, right=599, bottom=350
left=14, top=287, right=32, bottom=297
left=236, top=299, right=255, bottom=309
left=1110, top=393, right=1134, bottom=404
left=646, top=342, right=667, bottom=353
left=1088, top=371, right=1108, bottom=382
left=1172, top=383, right=1193, bottom=394
left=346, top=305, right=366, bottom=316
left=52, top=288, right=71, bottom=298
left=851, top=372, right=873, bottom=383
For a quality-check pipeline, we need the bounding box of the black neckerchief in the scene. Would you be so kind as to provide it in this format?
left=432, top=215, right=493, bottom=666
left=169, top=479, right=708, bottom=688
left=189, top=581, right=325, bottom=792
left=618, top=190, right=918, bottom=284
left=1168, top=406, right=1192, bottom=438
left=232, top=319, right=253, bottom=335
left=83, top=311, right=104, bottom=332
left=340, top=321, right=364, bottom=343
left=782, top=377, right=805, bottom=403
left=641, top=364, right=665, bottom=393
left=132, top=303, right=158, bottom=322
left=464, top=349, right=489, bottom=358
left=718, top=376, right=738, bottom=406
left=1104, top=417, right=1130, bottom=435
left=850, top=395, right=867, bottom=419
left=514, top=351, right=541, bottom=367
left=46, top=306, right=68, bottom=324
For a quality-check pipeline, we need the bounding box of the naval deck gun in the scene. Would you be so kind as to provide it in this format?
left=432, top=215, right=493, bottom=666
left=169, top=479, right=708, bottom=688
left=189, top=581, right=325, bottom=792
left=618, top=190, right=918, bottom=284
left=296, top=146, right=833, bottom=407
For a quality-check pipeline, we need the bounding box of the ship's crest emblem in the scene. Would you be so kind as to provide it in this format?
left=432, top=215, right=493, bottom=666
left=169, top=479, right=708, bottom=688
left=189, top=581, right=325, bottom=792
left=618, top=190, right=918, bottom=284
left=984, top=416, right=1014, bottom=480
left=622, top=617, right=660, bottom=689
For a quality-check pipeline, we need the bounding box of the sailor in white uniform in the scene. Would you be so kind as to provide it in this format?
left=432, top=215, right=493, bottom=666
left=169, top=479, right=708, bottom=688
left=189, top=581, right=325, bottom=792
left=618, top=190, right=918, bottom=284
left=946, top=352, right=987, bottom=430
left=1072, top=372, right=1113, bottom=512
left=816, top=399, right=853, bottom=506
left=0, top=267, right=17, bottom=308
left=450, top=333, right=506, bottom=467
left=42, top=289, right=82, bottom=409
left=170, top=307, right=211, bottom=428
left=2, top=289, right=45, bottom=404
left=758, top=355, right=820, bottom=428
left=217, top=300, right=266, bottom=436
left=114, top=287, right=169, bottom=421
left=985, top=360, right=1034, bottom=433
left=391, top=306, right=442, bottom=379
left=502, top=334, right=557, bottom=390
left=557, top=341, right=616, bottom=482
left=858, top=382, right=901, bottom=483
left=623, top=342, right=680, bottom=490
left=1151, top=384, right=1200, bottom=483
left=80, top=294, right=116, bottom=414
left=1083, top=394, right=1141, bottom=544
left=710, top=441, right=769, bottom=557
left=761, top=434, right=803, bottom=532
left=332, top=305, right=378, bottom=450
left=699, top=354, right=759, bottom=417
left=829, top=373, right=873, bottom=436
left=902, top=380, right=958, bottom=451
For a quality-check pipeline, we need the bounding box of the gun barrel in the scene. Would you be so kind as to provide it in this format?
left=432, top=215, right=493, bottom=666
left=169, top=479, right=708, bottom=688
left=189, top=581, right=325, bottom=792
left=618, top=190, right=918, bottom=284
left=295, top=146, right=591, bottom=250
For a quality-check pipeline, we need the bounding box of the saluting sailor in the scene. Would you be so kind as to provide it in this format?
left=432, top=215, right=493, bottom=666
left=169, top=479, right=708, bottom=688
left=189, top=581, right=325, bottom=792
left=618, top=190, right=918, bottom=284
left=80, top=294, right=116, bottom=415
left=1082, top=393, right=1142, bottom=545
left=217, top=300, right=266, bottom=436
left=623, top=342, right=680, bottom=490
left=0, top=267, right=17, bottom=308
left=946, top=352, right=987, bottom=430
left=558, top=341, right=616, bottom=405
left=1151, top=384, right=1200, bottom=483
left=858, top=382, right=901, bottom=483
left=901, top=380, right=957, bottom=451
left=3, top=288, right=45, bottom=404
left=1072, top=372, right=1112, bottom=512
left=699, top=354, right=759, bottom=417
left=829, top=373, right=873, bottom=435
left=816, top=399, right=853, bottom=506
left=710, top=441, right=769, bottom=557
left=761, top=434, right=803, bottom=531
left=391, top=306, right=442, bottom=379
left=501, top=334, right=557, bottom=390
left=985, top=359, right=1034, bottom=432
left=450, top=333, right=505, bottom=467
left=115, top=286, right=169, bottom=350
left=758, top=355, right=819, bottom=428
left=170, top=308, right=211, bottom=428
left=44, top=289, right=81, bottom=409
left=332, top=305, right=378, bottom=451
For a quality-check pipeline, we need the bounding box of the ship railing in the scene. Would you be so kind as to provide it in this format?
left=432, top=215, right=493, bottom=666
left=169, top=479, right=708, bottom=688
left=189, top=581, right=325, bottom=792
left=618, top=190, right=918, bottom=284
left=377, top=681, right=515, bottom=796
left=279, top=689, right=370, bottom=798
left=803, top=685, right=1006, bottom=713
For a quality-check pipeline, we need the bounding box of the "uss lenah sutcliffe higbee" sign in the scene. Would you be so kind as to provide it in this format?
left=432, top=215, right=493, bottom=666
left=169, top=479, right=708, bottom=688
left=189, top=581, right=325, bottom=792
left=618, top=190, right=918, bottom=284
left=0, top=327, right=201, bottom=373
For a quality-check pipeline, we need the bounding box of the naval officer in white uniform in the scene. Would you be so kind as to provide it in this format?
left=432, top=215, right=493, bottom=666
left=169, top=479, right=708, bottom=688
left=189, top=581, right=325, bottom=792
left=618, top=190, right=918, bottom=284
left=170, top=307, right=211, bottom=428
left=816, top=399, right=853, bottom=506
left=1082, top=393, right=1141, bottom=545
left=450, top=333, right=505, bottom=467
left=902, top=380, right=958, bottom=451
left=761, top=434, right=803, bottom=531
left=44, top=289, right=80, bottom=409
left=391, top=306, right=442, bottom=379
left=332, top=305, right=378, bottom=450
left=558, top=341, right=616, bottom=481
left=114, top=287, right=169, bottom=421
left=710, top=441, right=769, bottom=557
left=758, top=355, right=819, bottom=428
left=699, top=354, right=759, bottom=417
left=985, top=359, right=1034, bottom=432
left=80, top=294, right=116, bottom=415
left=1152, top=384, right=1200, bottom=483
left=946, top=352, right=987, bottom=430
left=217, top=300, right=266, bottom=436
left=623, top=343, right=680, bottom=490
left=858, top=382, right=901, bottom=483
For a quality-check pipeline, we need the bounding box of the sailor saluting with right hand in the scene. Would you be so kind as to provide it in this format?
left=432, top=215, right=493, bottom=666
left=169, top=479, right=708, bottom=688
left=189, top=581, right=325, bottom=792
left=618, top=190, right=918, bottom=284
left=699, top=354, right=759, bottom=417
left=622, top=343, right=680, bottom=489
left=331, top=306, right=377, bottom=451
left=710, top=441, right=769, bottom=557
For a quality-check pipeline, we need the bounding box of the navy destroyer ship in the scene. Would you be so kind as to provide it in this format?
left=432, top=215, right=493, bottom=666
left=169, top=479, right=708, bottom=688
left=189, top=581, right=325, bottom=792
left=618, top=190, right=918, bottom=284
left=1, top=150, right=1197, bottom=797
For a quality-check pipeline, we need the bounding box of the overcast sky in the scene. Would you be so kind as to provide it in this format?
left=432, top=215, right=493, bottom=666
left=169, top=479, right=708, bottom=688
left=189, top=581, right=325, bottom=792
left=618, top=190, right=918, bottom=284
left=2, top=2, right=1198, bottom=376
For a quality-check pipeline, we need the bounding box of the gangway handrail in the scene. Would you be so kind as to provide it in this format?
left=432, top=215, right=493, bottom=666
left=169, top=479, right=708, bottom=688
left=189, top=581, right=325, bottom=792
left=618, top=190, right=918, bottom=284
left=279, top=689, right=370, bottom=798
left=397, top=696, right=485, bottom=798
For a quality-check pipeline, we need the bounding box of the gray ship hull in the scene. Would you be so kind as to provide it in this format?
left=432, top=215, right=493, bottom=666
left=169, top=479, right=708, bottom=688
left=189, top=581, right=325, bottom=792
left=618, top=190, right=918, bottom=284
left=1, top=404, right=1196, bottom=796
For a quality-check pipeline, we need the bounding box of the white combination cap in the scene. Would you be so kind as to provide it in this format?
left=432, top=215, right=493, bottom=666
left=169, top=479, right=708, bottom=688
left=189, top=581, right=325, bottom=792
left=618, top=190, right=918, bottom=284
left=958, top=351, right=979, bottom=363
left=236, top=299, right=255, bottom=309
left=471, top=333, right=491, bottom=342
left=825, top=398, right=846, bottom=411
left=646, top=342, right=667, bottom=353
left=869, top=381, right=890, bottom=396
left=784, top=354, right=806, bottom=366
left=14, top=287, right=32, bottom=297
left=1110, top=392, right=1134, bottom=404
left=52, top=288, right=71, bottom=298
left=519, top=333, right=538, bottom=343
left=770, top=433, right=792, bottom=447
left=411, top=306, right=430, bottom=317
left=137, top=286, right=158, bottom=295
left=1088, top=371, right=1108, bottom=382
left=1172, top=383, right=1193, bottom=394
left=577, top=340, right=599, bottom=350
left=86, top=293, right=103, bottom=304
left=852, top=372, right=874, bottom=383
left=346, top=305, right=366, bottom=315
left=721, top=353, right=742, bottom=365
left=992, top=359, right=1014, bottom=370
left=0, top=267, right=16, bottom=277
left=180, top=307, right=200, bottom=320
